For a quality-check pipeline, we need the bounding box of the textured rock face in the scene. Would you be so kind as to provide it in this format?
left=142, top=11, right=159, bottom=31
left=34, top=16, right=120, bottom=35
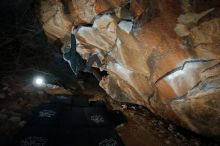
left=40, top=0, right=73, bottom=42
left=39, top=0, right=220, bottom=137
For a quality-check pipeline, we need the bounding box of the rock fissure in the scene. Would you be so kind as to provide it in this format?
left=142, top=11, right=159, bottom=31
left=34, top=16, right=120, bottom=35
left=201, top=62, right=220, bottom=73
left=155, top=59, right=216, bottom=84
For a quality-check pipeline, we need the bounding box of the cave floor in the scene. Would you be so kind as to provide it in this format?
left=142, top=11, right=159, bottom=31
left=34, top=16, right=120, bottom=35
left=0, top=75, right=219, bottom=146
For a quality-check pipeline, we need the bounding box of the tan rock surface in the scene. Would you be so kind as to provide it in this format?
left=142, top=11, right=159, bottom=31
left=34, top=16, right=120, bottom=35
left=40, top=0, right=72, bottom=42
left=69, top=0, right=97, bottom=25
left=95, top=0, right=129, bottom=14
left=40, top=0, right=220, bottom=137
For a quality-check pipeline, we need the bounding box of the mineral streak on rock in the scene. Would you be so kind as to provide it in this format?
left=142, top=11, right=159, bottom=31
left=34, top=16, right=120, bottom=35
left=39, top=0, right=220, bottom=137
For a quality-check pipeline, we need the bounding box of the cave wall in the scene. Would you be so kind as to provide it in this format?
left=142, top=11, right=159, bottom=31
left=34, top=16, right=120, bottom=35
left=39, top=0, right=220, bottom=137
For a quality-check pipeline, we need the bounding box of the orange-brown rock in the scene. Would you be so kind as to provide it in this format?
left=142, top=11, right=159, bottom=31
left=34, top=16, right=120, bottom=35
left=39, top=0, right=73, bottom=42
left=40, top=0, right=220, bottom=138
left=95, top=0, right=129, bottom=14
left=61, top=0, right=129, bottom=25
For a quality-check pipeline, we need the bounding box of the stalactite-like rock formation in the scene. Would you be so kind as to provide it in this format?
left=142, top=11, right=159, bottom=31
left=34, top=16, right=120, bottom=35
left=39, top=0, right=220, bottom=137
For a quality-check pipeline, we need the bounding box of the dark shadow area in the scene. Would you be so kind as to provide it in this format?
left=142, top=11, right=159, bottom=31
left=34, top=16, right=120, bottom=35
left=11, top=96, right=126, bottom=146
left=0, top=1, right=104, bottom=145
left=0, top=0, right=98, bottom=86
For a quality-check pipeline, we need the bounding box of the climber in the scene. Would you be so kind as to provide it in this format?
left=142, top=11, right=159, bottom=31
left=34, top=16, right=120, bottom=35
left=62, top=26, right=103, bottom=81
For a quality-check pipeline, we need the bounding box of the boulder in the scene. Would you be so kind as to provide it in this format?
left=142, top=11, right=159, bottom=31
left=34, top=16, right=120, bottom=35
left=118, top=20, right=133, bottom=34
left=171, top=76, right=220, bottom=136
left=40, top=0, right=220, bottom=138
left=44, top=84, right=72, bottom=95
left=69, top=0, right=129, bottom=25
left=156, top=59, right=220, bottom=100
left=69, top=0, right=97, bottom=25
left=39, top=0, right=72, bottom=42
left=177, top=8, right=215, bottom=26
left=95, top=0, right=129, bottom=14
left=116, top=25, right=149, bottom=75
left=76, top=15, right=117, bottom=52
left=115, top=7, right=133, bottom=20
left=190, top=18, right=220, bottom=46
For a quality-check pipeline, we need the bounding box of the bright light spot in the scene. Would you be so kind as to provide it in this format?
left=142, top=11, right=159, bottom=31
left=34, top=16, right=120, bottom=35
left=115, top=63, right=133, bottom=75
left=166, top=70, right=185, bottom=81
left=33, top=77, right=45, bottom=87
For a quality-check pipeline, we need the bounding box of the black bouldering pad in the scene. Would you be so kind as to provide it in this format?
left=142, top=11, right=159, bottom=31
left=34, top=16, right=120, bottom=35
left=57, top=128, right=92, bottom=146
left=51, top=95, right=72, bottom=105
left=27, top=103, right=62, bottom=127
left=12, top=125, right=57, bottom=146
left=89, top=100, right=106, bottom=108
left=60, top=107, right=88, bottom=128
left=12, top=95, right=125, bottom=146
left=51, top=95, right=89, bottom=107
left=57, top=127, right=124, bottom=146
left=71, top=96, right=89, bottom=107
left=84, top=107, right=111, bottom=127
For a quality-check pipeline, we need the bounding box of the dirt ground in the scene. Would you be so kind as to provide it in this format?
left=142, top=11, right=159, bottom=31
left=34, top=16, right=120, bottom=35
left=117, top=107, right=220, bottom=146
